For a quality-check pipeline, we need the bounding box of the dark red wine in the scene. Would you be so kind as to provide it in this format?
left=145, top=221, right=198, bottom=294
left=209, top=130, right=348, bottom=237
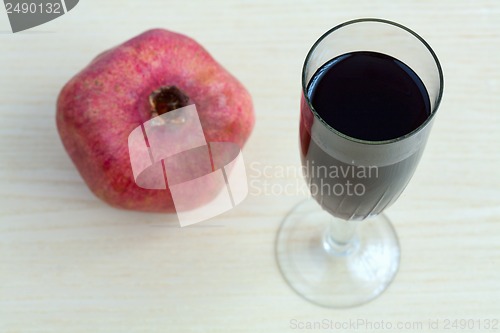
left=308, top=51, right=430, bottom=141
left=300, top=51, right=431, bottom=220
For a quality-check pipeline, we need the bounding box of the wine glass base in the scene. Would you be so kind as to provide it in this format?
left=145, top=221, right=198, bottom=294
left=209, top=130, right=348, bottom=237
left=275, top=198, right=400, bottom=308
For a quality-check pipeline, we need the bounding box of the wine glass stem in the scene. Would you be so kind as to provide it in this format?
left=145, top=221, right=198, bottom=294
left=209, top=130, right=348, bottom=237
left=322, top=218, right=360, bottom=255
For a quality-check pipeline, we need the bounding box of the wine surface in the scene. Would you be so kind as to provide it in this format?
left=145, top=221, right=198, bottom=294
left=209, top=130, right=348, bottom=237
left=307, top=51, right=430, bottom=141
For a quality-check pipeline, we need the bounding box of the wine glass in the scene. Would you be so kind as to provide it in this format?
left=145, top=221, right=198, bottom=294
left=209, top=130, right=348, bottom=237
left=275, top=18, right=444, bottom=308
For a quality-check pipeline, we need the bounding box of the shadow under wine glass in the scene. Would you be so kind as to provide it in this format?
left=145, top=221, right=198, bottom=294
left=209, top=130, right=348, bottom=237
left=275, top=18, right=444, bottom=308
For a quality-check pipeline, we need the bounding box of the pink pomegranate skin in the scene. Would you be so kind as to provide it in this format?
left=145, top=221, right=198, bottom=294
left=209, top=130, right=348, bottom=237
left=56, top=29, right=254, bottom=212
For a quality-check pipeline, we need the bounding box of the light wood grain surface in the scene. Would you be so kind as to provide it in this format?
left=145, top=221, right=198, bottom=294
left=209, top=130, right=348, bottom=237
left=1, top=1, right=499, bottom=332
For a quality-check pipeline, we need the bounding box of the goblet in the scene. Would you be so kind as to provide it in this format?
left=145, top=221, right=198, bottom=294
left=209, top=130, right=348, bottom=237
left=275, top=18, right=444, bottom=308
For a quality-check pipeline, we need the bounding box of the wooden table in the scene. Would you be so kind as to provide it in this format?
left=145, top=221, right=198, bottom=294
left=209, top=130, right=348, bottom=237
left=1, top=1, right=499, bottom=332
